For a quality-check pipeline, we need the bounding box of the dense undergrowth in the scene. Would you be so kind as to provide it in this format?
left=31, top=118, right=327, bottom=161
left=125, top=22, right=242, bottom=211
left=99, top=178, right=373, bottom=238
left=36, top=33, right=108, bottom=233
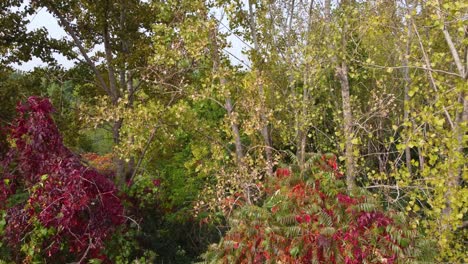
left=0, top=97, right=443, bottom=263
left=200, top=156, right=434, bottom=263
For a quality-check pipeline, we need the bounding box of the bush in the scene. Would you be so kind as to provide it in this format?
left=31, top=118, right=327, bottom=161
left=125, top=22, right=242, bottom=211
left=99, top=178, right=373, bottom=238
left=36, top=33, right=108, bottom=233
left=200, top=154, right=423, bottom=264
left=0, top=97, right=123, bottom=263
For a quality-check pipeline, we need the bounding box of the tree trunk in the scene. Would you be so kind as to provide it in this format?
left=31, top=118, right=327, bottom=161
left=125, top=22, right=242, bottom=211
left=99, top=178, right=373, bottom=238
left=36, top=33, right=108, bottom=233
left=297, top=72, right=309, bottom=170
left=46, top=2, right=110, bottom=96
left=296, top=2, right=315, bottom=171
left=112, top=119, right=125, bottom=187
left=209, top=26, right=244, bottom=168
left=126, top=72, right=136, bottom=177
left=103, top=24, right=120, bottom=102
left=103, top=5, right=125, bottom=186
left=403, top=18, right=413, bottom=176
left=337, top=62, right=356, bottom=192
left=435, top=1, right=467, bottom=220
left=326, top=0, right=356, bottom=192
left=47, top=1, right=127, bottom=187
left=248, top=0, right=273, bottom=176
left=225, top=97, right=244, bottom=166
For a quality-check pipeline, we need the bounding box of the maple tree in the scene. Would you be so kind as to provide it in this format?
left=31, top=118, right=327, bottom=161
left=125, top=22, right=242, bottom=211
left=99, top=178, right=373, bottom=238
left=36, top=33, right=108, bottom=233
left=0, top=97, right=123, bottom=262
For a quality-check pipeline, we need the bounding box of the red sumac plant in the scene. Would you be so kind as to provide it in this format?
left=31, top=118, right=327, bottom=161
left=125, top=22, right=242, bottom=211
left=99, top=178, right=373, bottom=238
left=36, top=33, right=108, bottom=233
left=0, top=97, right=123, bottom=262
left=201, top=157, right=419, bottom=264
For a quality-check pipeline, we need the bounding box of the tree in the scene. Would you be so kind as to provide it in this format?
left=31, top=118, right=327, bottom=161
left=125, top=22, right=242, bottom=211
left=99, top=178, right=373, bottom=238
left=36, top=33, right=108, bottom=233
left=24, top=0, right=157, bottom=187
left=0, top=0, right=71, bottom=67
left=324, top=0, right=356, bottom=192
left=209, top=23, right=245, bottom=169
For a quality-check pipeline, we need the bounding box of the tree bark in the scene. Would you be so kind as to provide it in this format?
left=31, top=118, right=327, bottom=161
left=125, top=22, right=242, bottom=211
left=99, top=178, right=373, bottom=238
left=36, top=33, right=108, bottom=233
left=112, top=118, right=125, bottom=187
left=337, top=61, right=356, bottom=192
left=295, top=1, right=315, bottom=171
left=225, top=97, right=244, bottom=166
left=46, top=0, right=128, bottom=187
left=325, top=0, right=356, bottom=192
left=126, top=71, right=136, bottom=178
left=103, top=13, right=120, bottom=103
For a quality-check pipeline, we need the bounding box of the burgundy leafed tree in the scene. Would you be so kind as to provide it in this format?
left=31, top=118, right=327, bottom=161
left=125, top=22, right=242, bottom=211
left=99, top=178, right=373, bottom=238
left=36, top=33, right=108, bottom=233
left=0, top=97, right=123, bottom=261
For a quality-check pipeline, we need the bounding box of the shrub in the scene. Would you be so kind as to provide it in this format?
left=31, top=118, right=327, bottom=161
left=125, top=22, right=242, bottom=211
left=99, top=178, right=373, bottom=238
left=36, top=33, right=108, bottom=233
left=0, top=97, right=123, bottom=262
left=82, top=152, right=115, bottom=177
left=200, top=154, right=422, bottom=264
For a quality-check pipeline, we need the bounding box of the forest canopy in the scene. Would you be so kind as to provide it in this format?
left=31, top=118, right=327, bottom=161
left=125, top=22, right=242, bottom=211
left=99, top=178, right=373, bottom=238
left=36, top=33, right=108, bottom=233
left=0, top=0, right=467, bottom=263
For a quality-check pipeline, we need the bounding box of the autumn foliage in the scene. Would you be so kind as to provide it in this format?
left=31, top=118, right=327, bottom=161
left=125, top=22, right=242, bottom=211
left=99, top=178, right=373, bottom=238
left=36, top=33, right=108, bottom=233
left=201, top=156, right=418, bottom=263
left=82, top=152, right=115, bottom=176
left=0, top=97, right=123, bottom=261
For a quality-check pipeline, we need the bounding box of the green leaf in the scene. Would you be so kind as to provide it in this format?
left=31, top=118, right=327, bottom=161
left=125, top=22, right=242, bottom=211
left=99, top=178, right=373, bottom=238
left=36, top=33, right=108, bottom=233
left=290, top=246, right=300, bottom=257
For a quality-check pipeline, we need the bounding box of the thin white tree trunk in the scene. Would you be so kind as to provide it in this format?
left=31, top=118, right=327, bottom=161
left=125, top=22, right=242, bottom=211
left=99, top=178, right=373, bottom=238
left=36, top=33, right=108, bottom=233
left=325, top=0, right=356, bottom=192
left=248, top=0, right=273, bottom=176
left=209, top=26, right=244, bottom=168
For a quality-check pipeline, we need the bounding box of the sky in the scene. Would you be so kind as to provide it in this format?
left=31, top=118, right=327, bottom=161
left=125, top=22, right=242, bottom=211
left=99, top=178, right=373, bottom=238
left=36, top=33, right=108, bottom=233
left=12, top=5, right=250, bottom=71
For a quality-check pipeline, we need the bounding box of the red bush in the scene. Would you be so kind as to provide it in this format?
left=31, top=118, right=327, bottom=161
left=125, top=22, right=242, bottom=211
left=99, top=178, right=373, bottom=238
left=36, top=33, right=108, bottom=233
left=0, top=97, right=124, bottom=261
left=201, top=155, right=417, bottom=263
left=276, top=167, right=292, bottom=179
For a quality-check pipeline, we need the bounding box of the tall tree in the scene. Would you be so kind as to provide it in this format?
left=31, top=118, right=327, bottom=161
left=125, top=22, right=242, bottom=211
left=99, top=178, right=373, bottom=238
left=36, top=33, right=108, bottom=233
left=209, top=22, right=244, bottom=168
left=325, top=0, right=356, bottom=192
left=28, top=0, right=155, bottom=186
left=247, top=0, right=274, bottom=175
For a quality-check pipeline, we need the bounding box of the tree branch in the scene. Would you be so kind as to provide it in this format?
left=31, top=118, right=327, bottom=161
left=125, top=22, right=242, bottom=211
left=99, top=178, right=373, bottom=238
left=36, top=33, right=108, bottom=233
left=412, top=20, right=455, bottom=130
left=44, top=1, right=111, bottom=96
left=436, top=0, right=466, bottom=78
